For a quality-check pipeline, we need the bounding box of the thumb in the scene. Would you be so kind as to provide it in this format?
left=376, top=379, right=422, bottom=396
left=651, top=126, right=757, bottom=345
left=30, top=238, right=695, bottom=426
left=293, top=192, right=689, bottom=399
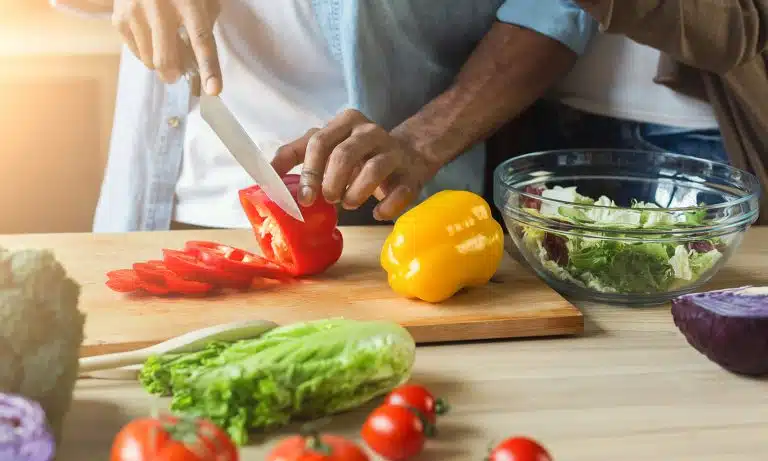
left=271, top=129, right=318, bottom=177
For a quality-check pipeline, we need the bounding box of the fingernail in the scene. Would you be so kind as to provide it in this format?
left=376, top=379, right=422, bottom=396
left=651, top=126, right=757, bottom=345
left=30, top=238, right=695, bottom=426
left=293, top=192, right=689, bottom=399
left=205, top=77, right=219, bottom=95
left=300, top=186, right=315, bottom=204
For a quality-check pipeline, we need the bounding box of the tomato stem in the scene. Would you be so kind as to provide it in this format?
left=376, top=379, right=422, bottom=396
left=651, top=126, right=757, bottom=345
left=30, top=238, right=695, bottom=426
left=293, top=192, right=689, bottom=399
left=300, top=419, right=333, bottom=456
left=405, top=405, right=438, bottom=438
left=434, top=397, right=451, bottom=416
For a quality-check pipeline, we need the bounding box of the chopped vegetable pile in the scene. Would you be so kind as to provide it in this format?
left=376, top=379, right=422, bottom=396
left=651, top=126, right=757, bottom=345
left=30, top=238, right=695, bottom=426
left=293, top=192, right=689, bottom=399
left=139, top=319, right=416, bottom=445
left=106, top=174, right=344, bottom=296
left=517, top=185, right=728, bottom=294
left=106, top=240, right=290, bottom=296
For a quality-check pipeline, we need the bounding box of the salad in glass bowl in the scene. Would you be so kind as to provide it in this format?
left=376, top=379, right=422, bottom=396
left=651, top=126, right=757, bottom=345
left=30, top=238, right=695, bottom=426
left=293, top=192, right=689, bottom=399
left=494, top=149, right=761, bottom=305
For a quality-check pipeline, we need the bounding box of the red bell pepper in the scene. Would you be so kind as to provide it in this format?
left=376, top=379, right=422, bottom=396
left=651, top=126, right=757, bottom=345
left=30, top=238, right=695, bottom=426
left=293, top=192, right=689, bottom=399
left=239, top=174, right=343, bottom=276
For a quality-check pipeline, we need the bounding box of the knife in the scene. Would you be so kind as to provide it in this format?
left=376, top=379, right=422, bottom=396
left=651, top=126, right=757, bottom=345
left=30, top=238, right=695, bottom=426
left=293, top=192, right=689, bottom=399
left=199, top=95, right=305, bottom=222
left=178, top=28, right=304, bottom=222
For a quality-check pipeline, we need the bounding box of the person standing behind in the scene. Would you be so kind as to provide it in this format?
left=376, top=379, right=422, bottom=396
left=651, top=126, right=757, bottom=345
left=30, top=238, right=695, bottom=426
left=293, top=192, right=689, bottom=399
left=528, top=0, right=767, bottom=224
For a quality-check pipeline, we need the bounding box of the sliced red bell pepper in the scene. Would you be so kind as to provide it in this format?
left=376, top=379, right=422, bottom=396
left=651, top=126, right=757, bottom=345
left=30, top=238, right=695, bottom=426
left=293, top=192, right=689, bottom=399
left=132, top=261, right=214, bottom=295
left=105, top=269, right=146, bottom=293
left=183, top=240, right=289, bottom=280
left=106, top=268, right=174, bottom=295
left=238, top=174, right=344, bottom=277
left=161, top=249, right=253, bottom=289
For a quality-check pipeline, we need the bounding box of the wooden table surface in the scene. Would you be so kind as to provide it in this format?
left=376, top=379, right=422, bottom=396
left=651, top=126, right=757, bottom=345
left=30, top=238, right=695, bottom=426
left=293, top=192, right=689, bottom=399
left=14, top=227, right=768, bottom=460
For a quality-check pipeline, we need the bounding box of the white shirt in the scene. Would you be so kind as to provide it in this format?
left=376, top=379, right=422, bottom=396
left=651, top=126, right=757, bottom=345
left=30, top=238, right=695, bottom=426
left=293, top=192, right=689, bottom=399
left=173, top=0, right=348, bottom=228
left=551, top=34, right=719, bottom=129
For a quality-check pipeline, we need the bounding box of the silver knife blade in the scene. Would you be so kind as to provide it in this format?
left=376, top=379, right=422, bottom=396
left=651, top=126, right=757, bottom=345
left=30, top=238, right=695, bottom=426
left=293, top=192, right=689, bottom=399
left=199, top=95, right=305, bottom=222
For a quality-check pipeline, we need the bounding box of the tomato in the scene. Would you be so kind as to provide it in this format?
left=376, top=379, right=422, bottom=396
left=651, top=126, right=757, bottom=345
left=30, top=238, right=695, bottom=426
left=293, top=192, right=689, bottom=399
left=239, top=174, right=343, bottom=277
left=361, top=404, right=431, bottom=461
left=111, top=415, right=238, bottom=461
left=488, top=437, right=552, bottom=461
left=162, top=249, right=253, bottom=289
left=384, top=384, right=448, bottom=424
left=183, top=240, right=289, bottom=280
left=133, top=261, right=214, bottom=295
left=267, top=432, right=369, bottom=461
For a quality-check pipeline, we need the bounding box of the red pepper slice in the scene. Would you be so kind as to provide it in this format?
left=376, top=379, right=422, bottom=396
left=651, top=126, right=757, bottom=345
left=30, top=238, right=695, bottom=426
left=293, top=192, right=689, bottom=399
left=161, top=249, right=253, bottom=289
left=239, top=174, right=344, bottom=277
left=183, top=240, right=289, bottom=280
left=132, top=261, right=214, bottom=295
left=106, top=268, right=171, bottom=295
left=105, top=269, right=144, bottom=293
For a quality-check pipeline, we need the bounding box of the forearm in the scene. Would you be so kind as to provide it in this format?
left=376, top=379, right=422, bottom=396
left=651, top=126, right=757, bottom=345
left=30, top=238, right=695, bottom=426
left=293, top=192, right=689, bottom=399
left=573, top=0, right=768, bottom=73
left=391, top=22, right=577, bottom=168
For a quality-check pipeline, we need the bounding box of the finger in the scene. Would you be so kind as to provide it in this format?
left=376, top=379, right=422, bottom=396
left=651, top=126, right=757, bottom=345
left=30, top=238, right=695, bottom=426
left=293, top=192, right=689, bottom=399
left=300, top=110, right=367, bottom=206
left=271, top=128, right=318, bottom=177
left=128, top=5, right=154, bottom=70
left=322, top=125, right=388, bottom=203
left=112, top=4, right=141, bottom=57
left=373, top=177, right=418, bottom=221
left=180, top=2, right=222, bottom=95
left=145, top=0, right=181, bottom=83
left=341, top=151, right=399, bottom=210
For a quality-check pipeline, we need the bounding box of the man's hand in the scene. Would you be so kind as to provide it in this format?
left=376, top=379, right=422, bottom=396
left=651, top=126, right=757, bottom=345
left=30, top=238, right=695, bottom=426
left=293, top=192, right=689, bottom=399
left=112, top=0, right=222, bottom=95
left=271, top=110, right=440, bottom=221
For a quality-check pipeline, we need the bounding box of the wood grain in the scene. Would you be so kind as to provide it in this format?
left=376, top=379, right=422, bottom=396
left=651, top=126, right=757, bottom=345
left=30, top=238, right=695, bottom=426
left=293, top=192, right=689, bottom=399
left=56, top=228, right=768, bottom=461
left=0, top=227, right=582, bottom=355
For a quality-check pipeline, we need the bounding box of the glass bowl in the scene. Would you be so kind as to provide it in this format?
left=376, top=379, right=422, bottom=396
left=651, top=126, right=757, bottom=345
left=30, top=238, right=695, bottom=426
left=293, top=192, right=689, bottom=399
left=493, top=149, right=761, bottom=306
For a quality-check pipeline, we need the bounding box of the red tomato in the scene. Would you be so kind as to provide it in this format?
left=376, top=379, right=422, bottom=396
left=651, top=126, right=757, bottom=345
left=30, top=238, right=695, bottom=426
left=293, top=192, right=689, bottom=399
left=488, top=437, right=552, bottom=461
left=162, top=249, right=253, bottom=289
left=111, top=415, right=238, bottom=461
left=267, top=433, right=369, bottom=461
left=361, top=404, right=429, bottom=461
left=183, top=240, right=289, bottom=280
left=384, top=384, right=448, bottom=424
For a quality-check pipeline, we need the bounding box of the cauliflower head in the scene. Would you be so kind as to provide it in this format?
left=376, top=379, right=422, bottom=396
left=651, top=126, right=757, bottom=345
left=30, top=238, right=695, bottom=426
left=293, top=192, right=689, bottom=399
left=0, top=246, right=85, bottom=442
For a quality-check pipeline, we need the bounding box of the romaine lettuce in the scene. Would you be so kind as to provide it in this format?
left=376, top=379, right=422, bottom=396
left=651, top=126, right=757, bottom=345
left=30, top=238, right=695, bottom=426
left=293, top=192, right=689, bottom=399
left=139, top=318, right=416, bottom=445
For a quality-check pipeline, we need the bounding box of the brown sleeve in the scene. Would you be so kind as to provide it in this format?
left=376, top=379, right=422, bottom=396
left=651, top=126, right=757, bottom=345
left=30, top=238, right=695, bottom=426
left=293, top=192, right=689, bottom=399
left=574, top=0, right=768, bottom=74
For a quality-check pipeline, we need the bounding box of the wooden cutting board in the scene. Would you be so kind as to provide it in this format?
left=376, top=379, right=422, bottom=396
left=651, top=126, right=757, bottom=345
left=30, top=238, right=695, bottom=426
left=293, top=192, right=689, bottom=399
left=0, top=227, right=583, bottom=355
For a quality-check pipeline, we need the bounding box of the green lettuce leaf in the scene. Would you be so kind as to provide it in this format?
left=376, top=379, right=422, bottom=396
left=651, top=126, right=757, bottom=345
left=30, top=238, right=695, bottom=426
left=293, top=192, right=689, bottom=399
left=139, top=319, right=416, bottom=445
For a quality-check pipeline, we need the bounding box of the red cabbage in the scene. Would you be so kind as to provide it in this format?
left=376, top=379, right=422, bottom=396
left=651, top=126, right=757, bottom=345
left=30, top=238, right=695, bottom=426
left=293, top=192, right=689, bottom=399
left=671, top=286, right=768, bottom=376
left=0, top=393, right=55, bottom=461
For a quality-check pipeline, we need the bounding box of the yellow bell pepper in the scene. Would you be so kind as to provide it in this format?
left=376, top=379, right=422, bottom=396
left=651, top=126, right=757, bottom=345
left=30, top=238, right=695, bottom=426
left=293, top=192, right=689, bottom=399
left=380, top=190, right=505, bottom=303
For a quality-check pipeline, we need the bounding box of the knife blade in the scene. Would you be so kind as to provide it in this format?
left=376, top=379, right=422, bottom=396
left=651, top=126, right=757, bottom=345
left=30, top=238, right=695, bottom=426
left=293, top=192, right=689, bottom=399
left=199, top=94, right=305, bottom=222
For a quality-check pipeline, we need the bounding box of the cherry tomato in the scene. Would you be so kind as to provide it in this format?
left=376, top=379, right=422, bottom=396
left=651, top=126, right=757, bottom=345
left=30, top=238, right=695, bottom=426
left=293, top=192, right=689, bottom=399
left=488, top=436, right=552, bottom=461
left=384, top=384, right=448, bottom=424
left=111, top=415, right=238, bottom=461
left=361, top=404, right=430, bottom=461
left=267, top=433, right=369, bottom=461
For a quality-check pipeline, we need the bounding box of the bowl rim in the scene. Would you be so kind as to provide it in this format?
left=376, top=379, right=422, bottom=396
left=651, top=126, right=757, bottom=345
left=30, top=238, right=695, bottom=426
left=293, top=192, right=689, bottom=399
left=494, top=148, right=762, bottom=214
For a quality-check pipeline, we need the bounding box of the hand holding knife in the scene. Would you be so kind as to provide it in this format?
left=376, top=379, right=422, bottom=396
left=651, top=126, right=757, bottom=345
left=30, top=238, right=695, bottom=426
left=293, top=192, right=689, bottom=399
left=179, top=29, right=305, bottom=222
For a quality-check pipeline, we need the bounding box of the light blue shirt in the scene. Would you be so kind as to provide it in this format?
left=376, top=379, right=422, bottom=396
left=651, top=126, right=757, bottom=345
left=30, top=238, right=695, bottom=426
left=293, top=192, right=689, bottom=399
left=61, top=0, right=596, bottom=232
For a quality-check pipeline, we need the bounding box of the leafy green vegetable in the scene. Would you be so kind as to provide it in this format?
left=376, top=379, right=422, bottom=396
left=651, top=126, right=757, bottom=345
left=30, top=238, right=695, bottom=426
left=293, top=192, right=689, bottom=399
left=518, top=186, right=726, bottom=294
left=139, top=319, right=416, bottom=445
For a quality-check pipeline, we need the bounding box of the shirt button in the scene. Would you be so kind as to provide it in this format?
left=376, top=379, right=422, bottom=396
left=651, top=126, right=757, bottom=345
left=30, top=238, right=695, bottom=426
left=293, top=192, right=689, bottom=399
left=167, top=116, right=181, bottom=128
